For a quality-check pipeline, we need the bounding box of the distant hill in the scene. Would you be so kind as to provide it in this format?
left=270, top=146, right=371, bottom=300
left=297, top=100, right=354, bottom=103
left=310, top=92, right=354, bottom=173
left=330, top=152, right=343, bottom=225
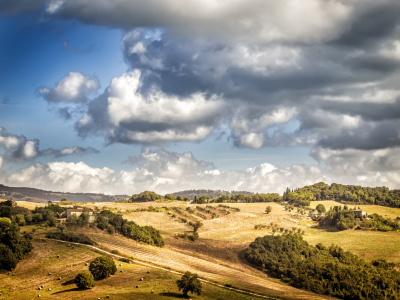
left=0, top=184, right=128, bottom=203
left=172, top=189, right=254, bottom=200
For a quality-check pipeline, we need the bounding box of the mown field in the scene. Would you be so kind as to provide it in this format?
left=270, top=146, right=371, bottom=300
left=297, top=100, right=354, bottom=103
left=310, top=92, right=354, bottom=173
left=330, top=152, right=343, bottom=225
left=0, top=239, right=266, bottom=300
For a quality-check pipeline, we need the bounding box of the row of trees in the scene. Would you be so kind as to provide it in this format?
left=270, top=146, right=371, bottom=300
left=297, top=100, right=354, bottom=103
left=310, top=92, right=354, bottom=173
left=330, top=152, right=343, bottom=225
left=291, top=182, right=400, bottom=208
left=246, top=234, right=400, bottom=300
left=125, top=191, right=281, bottom=204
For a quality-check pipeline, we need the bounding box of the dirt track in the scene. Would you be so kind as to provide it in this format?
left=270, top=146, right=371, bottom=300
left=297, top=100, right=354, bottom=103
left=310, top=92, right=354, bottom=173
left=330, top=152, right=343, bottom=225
left=88, top=233, right=336, bottom=300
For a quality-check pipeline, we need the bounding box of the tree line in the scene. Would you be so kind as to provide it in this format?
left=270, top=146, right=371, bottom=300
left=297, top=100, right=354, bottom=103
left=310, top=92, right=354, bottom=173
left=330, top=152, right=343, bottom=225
left=286, top=182, right=400, bottom=208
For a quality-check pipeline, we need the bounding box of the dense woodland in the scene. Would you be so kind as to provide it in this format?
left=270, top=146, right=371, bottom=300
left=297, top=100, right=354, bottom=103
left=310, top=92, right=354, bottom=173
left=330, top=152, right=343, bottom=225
left=285, top=182, right=400, bottom=208
left=246, top=234, right=400, bottom=300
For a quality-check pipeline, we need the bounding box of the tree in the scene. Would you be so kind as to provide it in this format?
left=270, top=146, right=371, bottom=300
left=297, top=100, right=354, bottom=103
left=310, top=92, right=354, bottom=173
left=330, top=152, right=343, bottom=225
left=176, top=271, right=202, bottom=296
left=315, top=204, right=326, bottom=214
left=89, top=256, right=117, bottom=279
left=0, top=244, right=17, bottom=271
left=15, top=214, right=25, bottom=226
left=192, top=221, right=203, bottom=233
left=265, top=206, right=272, bottom=214
left=165, top=194, right=176, bottom=201
left=74, top=272, right=95, bottom=289
left=129, top=191, right=162, bottom=202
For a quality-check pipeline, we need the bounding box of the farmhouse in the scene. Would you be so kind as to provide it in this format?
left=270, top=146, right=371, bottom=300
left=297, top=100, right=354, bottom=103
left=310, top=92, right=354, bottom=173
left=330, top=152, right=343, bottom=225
left=66, top=207, right=95, bottom=222
left=354, top=210, right=367, bottom=218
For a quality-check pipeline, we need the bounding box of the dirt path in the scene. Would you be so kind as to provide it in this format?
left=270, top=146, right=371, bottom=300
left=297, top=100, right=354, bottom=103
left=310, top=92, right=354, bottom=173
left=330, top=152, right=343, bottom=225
left=88, top=233, right=336, bottom=300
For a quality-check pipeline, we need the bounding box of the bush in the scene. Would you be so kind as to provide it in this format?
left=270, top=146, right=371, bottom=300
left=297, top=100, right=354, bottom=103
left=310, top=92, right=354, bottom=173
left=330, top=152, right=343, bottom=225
left=176, top=271, right=202, bottom=296
left=74, top=272, right=95, bottom=289
left=89, top=256, right=117, bottom=279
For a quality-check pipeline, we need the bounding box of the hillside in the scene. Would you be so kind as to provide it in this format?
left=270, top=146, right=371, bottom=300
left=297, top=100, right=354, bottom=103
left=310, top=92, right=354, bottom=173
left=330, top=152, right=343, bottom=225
left=0, top=184, right=128, bottom=203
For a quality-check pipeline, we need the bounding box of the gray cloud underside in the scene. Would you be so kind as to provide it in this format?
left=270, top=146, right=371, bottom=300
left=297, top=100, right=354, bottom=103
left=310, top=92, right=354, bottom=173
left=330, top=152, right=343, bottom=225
left=0, top=128, right=98, bottom=163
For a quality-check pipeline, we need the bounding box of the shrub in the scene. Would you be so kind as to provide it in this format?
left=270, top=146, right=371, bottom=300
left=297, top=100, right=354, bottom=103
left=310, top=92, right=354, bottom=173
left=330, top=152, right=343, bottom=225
left=89, top=256, right=117, bottom=279
left=74, top=272, right=95, bottom=289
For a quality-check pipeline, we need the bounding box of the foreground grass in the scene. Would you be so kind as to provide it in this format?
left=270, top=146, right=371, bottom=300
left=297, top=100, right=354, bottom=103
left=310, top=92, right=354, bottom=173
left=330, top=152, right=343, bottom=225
left=0, top=239, right=266, bottom=300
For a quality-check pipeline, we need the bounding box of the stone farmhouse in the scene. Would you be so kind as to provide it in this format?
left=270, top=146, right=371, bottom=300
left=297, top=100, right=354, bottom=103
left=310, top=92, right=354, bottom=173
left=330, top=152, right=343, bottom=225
left=66, top=207, right=95, bottom=222
left=354, top=209, right=367, bottom=218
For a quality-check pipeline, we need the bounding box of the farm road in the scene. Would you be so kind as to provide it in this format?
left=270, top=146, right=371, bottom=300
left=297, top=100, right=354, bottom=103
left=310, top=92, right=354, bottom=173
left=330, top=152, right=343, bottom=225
left=88, top=233, right=335, bottom=300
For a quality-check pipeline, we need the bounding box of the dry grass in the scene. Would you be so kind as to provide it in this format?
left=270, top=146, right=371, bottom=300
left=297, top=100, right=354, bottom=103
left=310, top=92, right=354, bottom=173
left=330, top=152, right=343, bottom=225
left=14, top=200, right=46, bottom=210
left=0, top=239, right=268, bottom=300
left=304, top=227, right=400, bottom=263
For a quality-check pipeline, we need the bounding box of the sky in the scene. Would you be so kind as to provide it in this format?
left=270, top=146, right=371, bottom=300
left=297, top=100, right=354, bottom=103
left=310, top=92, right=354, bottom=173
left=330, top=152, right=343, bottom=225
left=1, top=0, right=400, bottom=196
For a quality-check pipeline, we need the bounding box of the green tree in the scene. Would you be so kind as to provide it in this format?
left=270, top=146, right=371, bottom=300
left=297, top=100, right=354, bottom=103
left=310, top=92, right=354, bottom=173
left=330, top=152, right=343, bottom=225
left=129, top=191, right=162, bottom=202
left=165, top=194, right=176, bottom=200
left=74, top=272, right=95, bottom=289
left=0, top=244, right=17, bottom=270
left=176, top=271, right=202, bottom=296
left=15, top=214, right=25, bottom=226
left=265, top=206, right=272, bottom=214
left=89, top=256, right=117, bottom=279
left=315, top=204, right=326, bottom=214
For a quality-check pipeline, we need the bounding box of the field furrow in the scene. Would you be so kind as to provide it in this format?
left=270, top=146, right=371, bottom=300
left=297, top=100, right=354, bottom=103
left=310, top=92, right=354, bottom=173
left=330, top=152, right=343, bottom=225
left=89, top=233, right=335, bottom=300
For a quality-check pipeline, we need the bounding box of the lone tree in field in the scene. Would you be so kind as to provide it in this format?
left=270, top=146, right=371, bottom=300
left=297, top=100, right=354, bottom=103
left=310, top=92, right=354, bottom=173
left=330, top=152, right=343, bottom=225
left=74, top=272, right=95, bottom=289
left=89, top=256, right=117, bottom=279
left=265, top=206, right=272, bottom=214
left=176, top=271, right=202, bottom=296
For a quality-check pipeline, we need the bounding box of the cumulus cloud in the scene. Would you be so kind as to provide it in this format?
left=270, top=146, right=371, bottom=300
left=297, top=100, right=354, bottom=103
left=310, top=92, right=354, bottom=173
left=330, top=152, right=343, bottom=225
left=7, top=162, right=115, bottom=193
left=5, top=147, right=400, bottom=194
left=5, top=148, right=330, bottom=194
left=0, top=127, right=98, bottom=163
left=76, top=70, right=227, bottom=145
left=39, top=71, right=99, bottom=103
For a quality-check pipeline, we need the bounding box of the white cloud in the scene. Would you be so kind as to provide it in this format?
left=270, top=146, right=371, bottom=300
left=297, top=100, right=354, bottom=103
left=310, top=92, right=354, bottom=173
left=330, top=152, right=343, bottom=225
left=39, top=71, right=99, bottom=103
left=4, top=149, right=331, bottom=195
left=46, top=0, right=64, bottom=13
left=0, top=127, right=98, bottom=163
left=8, top=162, right=115, bottom=194
left=77, top=70, right=227, bottom=145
